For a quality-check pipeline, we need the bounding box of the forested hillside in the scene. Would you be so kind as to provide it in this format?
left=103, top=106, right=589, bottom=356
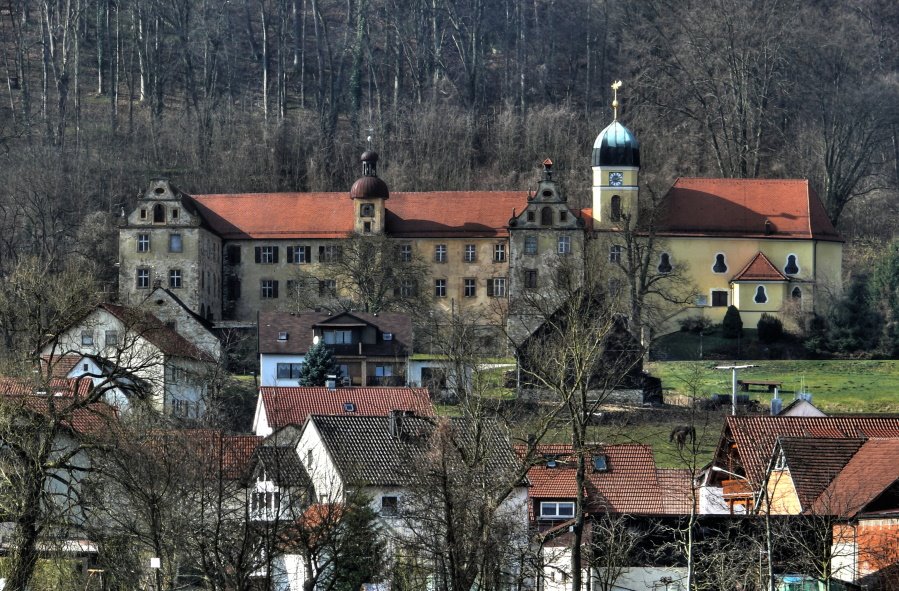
left=1, top=0, right=897, bottom=283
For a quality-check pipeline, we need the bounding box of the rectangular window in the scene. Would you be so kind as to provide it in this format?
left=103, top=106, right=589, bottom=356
left=400, top=244, right=413, bottom=262
left=171, top=399, right=189, bottom=417
left=105, top=330, right=118, bottom=347
left=256, top=246, right=277, bottom=264
left=488, top=277, right=507, bottom=297
left=260, top=279, right=279, bottom=299
left=524, top=269, right=538, bottom=289
left=539, top=501, right=575, bottom=519
left=276, top=363, right=303, bottom=379
left=169, top=269, right=182, bottom=288
left=434, top=244, right=447, bottom=263
left=527, top=210, right=536, bottom=222
left=137, top=233, right=150, bottom=253
left=712, top=290, right=729, bottom=307
left=381, top=496, right=399, bottom=516
left=609, top=245, right=623, bottom=263
left=171, top=208, right=179, bottom=220
left=464, top=244, right=477, bottom=263
left=140, top=209, right=147, bottom=220
left=136, top=268, right=151, bottom=289
left=463, top=278, right=477, bottom=298
left=318, top=279, right=337, bottom=296
left=81, top=331, right=94, bottom=346
left=524, top=236, right=538, bottom=255
left=287, top=245, right=311, bottom=264
left=375, top=365, right=393, bottom=377
left=558, top=235, right=571, bottom=254
left=169, top=233, right=183, bottom=253
left=226, top=244, right=242, bottom=265
left=319, top=244, right=342, bottom=263
left=435, top=279, right=447, bottom=298
left=494, top=243, right=506, bottom=262
left=399, top=279, right=417, bottom=297
left=560, top=210, right=568, bottom=222
left=323, top=330, right=353, bottom=344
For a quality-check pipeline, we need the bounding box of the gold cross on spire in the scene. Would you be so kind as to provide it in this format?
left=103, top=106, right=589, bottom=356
left=611, top=80, right=622, bottom=121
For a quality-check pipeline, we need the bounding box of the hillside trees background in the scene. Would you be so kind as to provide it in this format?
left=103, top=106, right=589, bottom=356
left=0, top=0, right=897, bottom=287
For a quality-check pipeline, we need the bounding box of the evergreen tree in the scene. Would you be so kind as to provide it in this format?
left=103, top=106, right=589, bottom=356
left=721, top=305, right=743, bottom=339
left=298, top=340, right=341, bottom=386
left=871, top=242, right=899, bottom=356
left=826, top=275, right=882, bottom=354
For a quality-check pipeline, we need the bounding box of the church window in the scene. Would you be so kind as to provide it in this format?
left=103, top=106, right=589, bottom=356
left=464, top=244, right=477, bottom=263
left=610, top=195, right=622, bottom=221
left=558, top=235, right=571, bottom=255
left=540, top=207, right=553, bottom=226
left=658, top=252, right=672, bottom=274
left=609, top=245, right=623, bottom=263
left=791, top=286, right=802, bottom=300
left=754, top=285, right=768, bottom=304
left=435, top=244, right=447, bottom=263
left=360, top=203, right=375, bottom=218
left=784, top=254, right=799, bottom=275
left=713, top=253, right=728, bottom=273
left=524, top=236, right=538, bottom=255
left=153, top=204, right=165, bottom=223
left=711, top=290, right=728, bottom=307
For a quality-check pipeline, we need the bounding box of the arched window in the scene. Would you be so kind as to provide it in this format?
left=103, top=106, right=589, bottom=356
left=541, top=207, right=553, bottom=226
left=360, top=203, right=375, bottom=218
left=610, top=195, right=622, bottom=221
left=713, top=253, right=728, bottom=273
left=754, top=285, right=768, bottom=304
left=791, top=287, right=802, bottom=300
left=784, top=254, right=799, bottom=275
left=658, top=252, right=672, bottom=274
left=153, top=203, right=165, bottom=223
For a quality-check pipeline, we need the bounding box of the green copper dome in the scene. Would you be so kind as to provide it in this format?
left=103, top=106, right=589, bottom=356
left=592, top=121, right=640, bottom=167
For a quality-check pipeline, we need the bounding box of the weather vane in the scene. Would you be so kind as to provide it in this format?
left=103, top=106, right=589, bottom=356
left=611, top=80, right=622, bottom=121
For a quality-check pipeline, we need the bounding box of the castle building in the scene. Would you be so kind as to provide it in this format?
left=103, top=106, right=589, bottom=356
left=118, top=110, right=842, bottom=343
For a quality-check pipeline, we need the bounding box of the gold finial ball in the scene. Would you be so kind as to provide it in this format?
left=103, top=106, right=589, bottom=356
left=612, top=99, right=619, bottom=108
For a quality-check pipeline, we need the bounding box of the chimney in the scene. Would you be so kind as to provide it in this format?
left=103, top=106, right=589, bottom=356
left=326, top=375, right=337, bottom=390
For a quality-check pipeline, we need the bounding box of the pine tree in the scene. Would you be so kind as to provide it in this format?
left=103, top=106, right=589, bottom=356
left=298, top=340, right=341, bottom=386
left=721, top=305, right=743, bottom=339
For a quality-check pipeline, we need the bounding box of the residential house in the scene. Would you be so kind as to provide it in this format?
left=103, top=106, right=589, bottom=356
left=40, top=303, right=218, bottom=418
left=258, top=310, right=411, bottom=387
left=296, top=413, right=530, bottom=578
left=525, top=444, right=692, bottom=591
left=252, top=386, right=434, bottom=436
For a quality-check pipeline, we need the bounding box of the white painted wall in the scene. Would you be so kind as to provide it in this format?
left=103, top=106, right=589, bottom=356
left=260, top=353, right=306, bottom=387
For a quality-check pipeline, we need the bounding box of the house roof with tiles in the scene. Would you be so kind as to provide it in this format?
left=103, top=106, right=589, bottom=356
left=657, top=179, right=841, bottom=241
left=731, top=252, right=788, bottom=282
left=522, top=444, right=683, bottom=516
left=258, top=386, right=434, bottom=431
left=258, top=310, right=412, bottom=356
left=187, top=191, right=527, bottom=240
left=0, top=388, right=118, bottom=436
left=717, top=416, right=899, bottom=488
left=0, top=376, right=93, bottom=398
left=181, top=430, right=264, bottom=479
left=810, top=438, right=899, bottom=518
left=775, top=437, right=867, bottom=511
left=97, top=304, right=216, bottom=362
left=308, top=414, right=521, bottom=487
left=250, top=446, right=310, bottom=488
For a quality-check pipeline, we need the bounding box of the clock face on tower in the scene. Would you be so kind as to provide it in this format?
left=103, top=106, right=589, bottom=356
left=609, top=172, right=624, bottom=187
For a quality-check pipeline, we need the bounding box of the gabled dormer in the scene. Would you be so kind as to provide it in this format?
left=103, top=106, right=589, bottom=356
left=508, top=159, right=584, bottom=232
left=126, top=178, right=199, bottom=228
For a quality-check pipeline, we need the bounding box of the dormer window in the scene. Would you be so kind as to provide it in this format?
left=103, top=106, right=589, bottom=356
left=539, top=501, right=574, bottom=520
left=343, top=402, right=356, bottom=413
left=383, top=332, right=393, bottom=341
left=153, top=204, right=165, bottom=223
left=593, top=455, right=609, bottom=472
left=544, top=455, right=558, bottom=468
left=277, top=332, right=288, bottom=341
left=541, top=207, right=553, bottom=226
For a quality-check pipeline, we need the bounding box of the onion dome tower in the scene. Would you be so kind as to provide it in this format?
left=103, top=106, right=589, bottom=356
left=592, top=81, right=640, bottom=228
left=350, top=150, right=389, bottom=234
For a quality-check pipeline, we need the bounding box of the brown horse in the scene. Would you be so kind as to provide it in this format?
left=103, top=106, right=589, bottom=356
left=669, top=425, right=697, bottom=450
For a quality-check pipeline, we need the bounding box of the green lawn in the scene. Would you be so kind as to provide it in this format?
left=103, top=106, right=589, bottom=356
left=646, top=359, right=899, bottom=413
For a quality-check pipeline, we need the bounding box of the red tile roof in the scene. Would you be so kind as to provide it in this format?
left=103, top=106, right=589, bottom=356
left=777, top=438, right=867, bottom=511
left=731, top=252, right=788, bottom=282
left=0, top=377, right=93, bottom=398
left=188, top=191, right=528, bottom=239
left=39, top=355, right=83, bottom=379
left=811, top=438, right=899, bottom=517
left=720, top=416, right=899, bottom=487
left=259, top=386, right=435, bottom=430
left=658, top=179, right=841, bottom=241
left=0, top=392, right=117, bottom=435
left=657, top=468, right=695, bottom=514
left=181, top=429, right=263, bottom=479
left=522, top=444, right=683, bottom=515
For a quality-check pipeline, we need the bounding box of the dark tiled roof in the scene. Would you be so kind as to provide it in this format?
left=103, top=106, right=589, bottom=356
left=658, top=179, right=841, bottom=241
left=253, top=446, right=310, bottom=488
left=731, top=252, right=788, bottom=282
left=260, top=387, right=434, bottom=429
left=777, top=437, right=866, bottom=511
left=258, top=310, right=412, bottom=356
left=182, top=430, right=263, bottom=479
left=522, top=444, right=679, bottom=515
left=99, top=304, right=215, bottom=362
left=811, top=438, right=899, bottom=517
left=721, top=416, right=899, bottom=487
left=310, top=415, right=520, bottom=487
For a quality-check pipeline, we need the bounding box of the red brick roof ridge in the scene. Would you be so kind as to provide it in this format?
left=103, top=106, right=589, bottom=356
left=731, top=251, right=788, bottom=282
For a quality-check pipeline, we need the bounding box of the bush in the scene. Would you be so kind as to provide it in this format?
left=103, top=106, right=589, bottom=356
left=721, top=305, right=743, bottom=339
left=680, top=316, right=714, bottom=334
left=757, top=313, right=784, bottom=343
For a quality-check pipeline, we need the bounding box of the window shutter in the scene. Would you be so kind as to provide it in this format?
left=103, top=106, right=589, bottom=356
left=272, top=247, right=279, bottom=263
left=487, top=278, right=494, bottom=297
left=304, top=246, right=311, bottom=262
left=272, top=280, right=279, bottom=298
left=254, top=247, right=261, bottom=263
left=286, top=246, right=294, bottom=263
left=232, top=245, right=241, bottom=264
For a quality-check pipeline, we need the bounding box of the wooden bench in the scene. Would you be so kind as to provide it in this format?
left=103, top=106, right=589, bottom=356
left=737, top=380, right=782, bottom=392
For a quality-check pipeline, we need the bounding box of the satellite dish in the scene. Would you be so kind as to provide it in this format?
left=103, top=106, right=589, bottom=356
left=313, top=335, right=320, bottom=345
